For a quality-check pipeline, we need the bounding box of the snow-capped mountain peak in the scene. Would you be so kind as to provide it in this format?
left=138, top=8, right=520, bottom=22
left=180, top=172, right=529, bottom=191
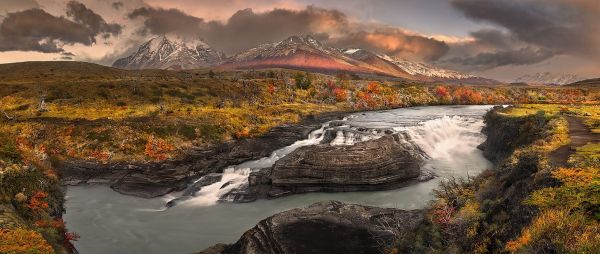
left=113, top=35, right=223, bottom=70
left=376, top=54, right=475, bottom=79
left=514, top=72, right=582, bottom=85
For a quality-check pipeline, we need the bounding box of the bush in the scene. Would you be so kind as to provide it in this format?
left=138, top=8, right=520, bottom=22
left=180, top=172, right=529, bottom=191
left=0, top=228, right=54, bottom=254
left=506, top=209, right=600, bottom=253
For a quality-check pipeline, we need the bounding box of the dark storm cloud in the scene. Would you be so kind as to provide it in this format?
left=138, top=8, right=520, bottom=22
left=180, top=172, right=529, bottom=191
left=452, top=0, right=600, bottom=57
left=67, top=1, right=122, bottom=37
left=446, top=47, right=554, bottom=67
left=112, top=2, right=124, bottom=10
left=127, top=6, right=449, bottom=60
left=0, top=2, right=121, bottom=53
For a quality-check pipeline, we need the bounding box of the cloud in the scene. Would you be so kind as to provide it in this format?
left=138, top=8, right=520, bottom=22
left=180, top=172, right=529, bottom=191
left=452, top=0, right=600, bottom=58
left=445, top=47, right=555, bottom=67
left=128, top=6, right=449, bottom=61
left=66, top=1, right=122, bottom=38
left=0, top=0, right=39, bottom=15
left=112, top=1, right=124, bottom=10
left=0, top=2, right=121, bottom=53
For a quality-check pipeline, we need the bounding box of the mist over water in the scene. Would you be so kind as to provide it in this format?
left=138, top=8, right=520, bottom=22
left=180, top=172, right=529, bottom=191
left=64, top=105, right=494, bottom=254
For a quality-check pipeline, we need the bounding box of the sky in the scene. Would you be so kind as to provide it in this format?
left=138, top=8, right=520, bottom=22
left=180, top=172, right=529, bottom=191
left=0, top=0, right=598, bottom=81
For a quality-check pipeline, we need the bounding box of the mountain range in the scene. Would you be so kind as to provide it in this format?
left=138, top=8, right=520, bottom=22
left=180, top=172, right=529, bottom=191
left=113, top=35, right=224, bottom=71
left=513, top=72, right=582, bottom=85
left=113, top=35, right=496, bottom=84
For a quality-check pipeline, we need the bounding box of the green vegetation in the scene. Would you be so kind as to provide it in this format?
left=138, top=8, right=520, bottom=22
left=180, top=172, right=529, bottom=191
left=1, top=62, right=599, bottom=253
left=389, top=104, right=599, bottom=253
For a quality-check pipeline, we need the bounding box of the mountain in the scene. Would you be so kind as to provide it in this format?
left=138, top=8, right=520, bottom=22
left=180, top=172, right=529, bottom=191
left=220, top=35, right=387, bottom=76
left=514, top=72, right=582, bottom=85
left=222, top=35, right=494, bottom=83
left=113, top=36, right=224, bottom=70
left=114, top=34, right=496, bottom=84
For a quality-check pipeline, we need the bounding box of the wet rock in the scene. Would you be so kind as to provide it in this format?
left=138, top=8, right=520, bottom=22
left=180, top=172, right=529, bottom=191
left=198, top=201, right=424, bottom=254
left=269, top=133, right=426, bottom=195
left=58, top=112, right=346, bottom=198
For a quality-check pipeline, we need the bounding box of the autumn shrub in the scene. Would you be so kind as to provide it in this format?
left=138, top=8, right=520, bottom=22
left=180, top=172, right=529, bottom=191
left=144, top=135, right=175, bottom=161
left=506, top=209, right=600, bottom=253
left=0, top=228, right=54, bottom=254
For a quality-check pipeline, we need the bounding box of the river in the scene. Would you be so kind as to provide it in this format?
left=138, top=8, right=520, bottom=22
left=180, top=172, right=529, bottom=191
left=64, top=105, right=494, bottom=253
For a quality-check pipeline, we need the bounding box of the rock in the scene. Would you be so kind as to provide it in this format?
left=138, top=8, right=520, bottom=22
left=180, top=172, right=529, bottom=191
left=57, top=112, right=346, bottom=198
left=198, top=201, right=424, bottom=254
left=268, top=133, right=426, bottom=195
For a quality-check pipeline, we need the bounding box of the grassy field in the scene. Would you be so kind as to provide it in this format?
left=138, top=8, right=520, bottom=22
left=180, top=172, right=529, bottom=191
left=0, top=61, right=599, bottom=253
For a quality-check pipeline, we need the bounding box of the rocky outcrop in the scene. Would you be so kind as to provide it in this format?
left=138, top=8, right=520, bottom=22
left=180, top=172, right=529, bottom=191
left=57, top=113, right=345, bottom=198
left=268, top=133, right=427, bottom=194
left=199, top=201, right=424, bottom=254
left=478, top=107, right=549, bottom=162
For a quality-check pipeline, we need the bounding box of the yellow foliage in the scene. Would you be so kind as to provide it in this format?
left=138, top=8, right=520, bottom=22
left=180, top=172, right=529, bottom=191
left=0, top=228, right=55, bottom=254
left=506, top=209, right=600, bottom=253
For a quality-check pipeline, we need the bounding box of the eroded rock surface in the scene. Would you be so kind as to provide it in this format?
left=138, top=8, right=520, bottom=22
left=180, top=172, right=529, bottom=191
left=267, top=133, right=427, bottom=194
left=58, top=113, right=345, bottom=198
left=199, top=201, right=424, bottom=254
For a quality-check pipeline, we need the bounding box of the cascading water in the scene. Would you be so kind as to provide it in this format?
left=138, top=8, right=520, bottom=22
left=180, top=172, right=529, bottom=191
left=172, top=107, right=492, bottom=207
left=64, top=105, right=495, bottom=254
left=170, top=121, right=331, bottom=207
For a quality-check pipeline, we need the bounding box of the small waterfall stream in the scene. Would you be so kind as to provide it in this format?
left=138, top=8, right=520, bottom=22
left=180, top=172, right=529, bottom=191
left=170, top=108, right=490, bottom=208
left=64, top=105, right=495, bottom=254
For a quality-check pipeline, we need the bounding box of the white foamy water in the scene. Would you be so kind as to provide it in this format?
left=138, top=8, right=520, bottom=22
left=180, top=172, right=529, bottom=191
left=179, top=121, right=330, bottom=206
left=65, top=105, right=494, bottom=254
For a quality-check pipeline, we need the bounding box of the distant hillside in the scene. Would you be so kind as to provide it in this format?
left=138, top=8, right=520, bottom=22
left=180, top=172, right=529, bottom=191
left=0, top=61, right=180, bottom=83
left=567, top=78, right=600, bottom=87
left=514, top=72, right=582, bottom=85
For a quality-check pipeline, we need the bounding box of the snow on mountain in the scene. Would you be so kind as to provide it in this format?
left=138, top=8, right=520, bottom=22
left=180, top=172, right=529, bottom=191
left=376, top=54, right=475, bottom=80
left=113, top=35, right=224, bottom=70
left=514, top=72, right=582, bottom=85
left=222, top=35, right=374, bottom=73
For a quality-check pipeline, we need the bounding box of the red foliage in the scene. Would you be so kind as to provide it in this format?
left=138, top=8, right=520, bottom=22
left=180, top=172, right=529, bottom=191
left=432, top=204, right=455, bottom=227
left=267, top=84, right=276, bottom=95
left=144, top=136, right=175, bottom=161
left=434, top=85, right=450, bottom=98
left=26, top=191, right=49, bottom=214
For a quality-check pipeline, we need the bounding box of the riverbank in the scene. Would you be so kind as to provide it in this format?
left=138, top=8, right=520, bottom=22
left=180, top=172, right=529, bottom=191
left=63, top=105, right=494, bottom=253
left=198, top=104, right=599, bottom=253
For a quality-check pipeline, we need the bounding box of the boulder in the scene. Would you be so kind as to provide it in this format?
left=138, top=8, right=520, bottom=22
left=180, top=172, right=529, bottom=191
left=198, top=201, right=424, bottom=254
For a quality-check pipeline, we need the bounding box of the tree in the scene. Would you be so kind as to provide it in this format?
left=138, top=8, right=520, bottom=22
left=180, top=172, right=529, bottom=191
left=294, top=72, right=311, bottom=90
left=208, top=70, right=215, bottom=79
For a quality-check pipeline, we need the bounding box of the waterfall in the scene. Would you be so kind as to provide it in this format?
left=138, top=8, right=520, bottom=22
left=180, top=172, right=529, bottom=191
left=170, top=111, right=489, bottom=208
left=170, top=121, right=331, bottom=207
left=400, top=116, right=485, bottom=160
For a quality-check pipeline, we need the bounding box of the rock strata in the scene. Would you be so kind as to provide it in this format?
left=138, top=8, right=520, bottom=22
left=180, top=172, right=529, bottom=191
left=199, top=201, right=424, bottom=254
left=268, top=133, right=427, bottom=194
left=58, top=113, right=345, bottom=198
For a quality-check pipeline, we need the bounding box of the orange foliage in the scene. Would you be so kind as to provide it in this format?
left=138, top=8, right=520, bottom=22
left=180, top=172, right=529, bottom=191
left=26, top=191, right=49, bottom=214
left=144, top=136, right=175, bottom=161
left=366, top=82, right=382, bottom=94
left=235, top=127, right=251, bottom=139
left=333, top=88, right=348, bottom=102
left=0, top=228, right=54, bottom=254
left=434, top=85, right=450, bottom=98
left=89, top=150, right=111, bottom=162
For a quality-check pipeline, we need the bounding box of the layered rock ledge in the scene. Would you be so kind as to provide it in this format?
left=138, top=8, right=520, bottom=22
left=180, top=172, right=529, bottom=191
left=57, top=113, right=345, bottom=198
left=199, top=201, right=424, bottom=254
left=238, top=133, right=429, bottom=200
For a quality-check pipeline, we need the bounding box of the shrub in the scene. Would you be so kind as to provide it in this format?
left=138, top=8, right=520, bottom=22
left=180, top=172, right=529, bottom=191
left=506, top=209, right=600, bottom=253
left=0, top=228, right=55, bottom=254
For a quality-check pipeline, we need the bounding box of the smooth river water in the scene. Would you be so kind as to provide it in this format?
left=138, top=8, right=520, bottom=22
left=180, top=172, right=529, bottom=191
left=64, top=105, right=495, bottom=254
